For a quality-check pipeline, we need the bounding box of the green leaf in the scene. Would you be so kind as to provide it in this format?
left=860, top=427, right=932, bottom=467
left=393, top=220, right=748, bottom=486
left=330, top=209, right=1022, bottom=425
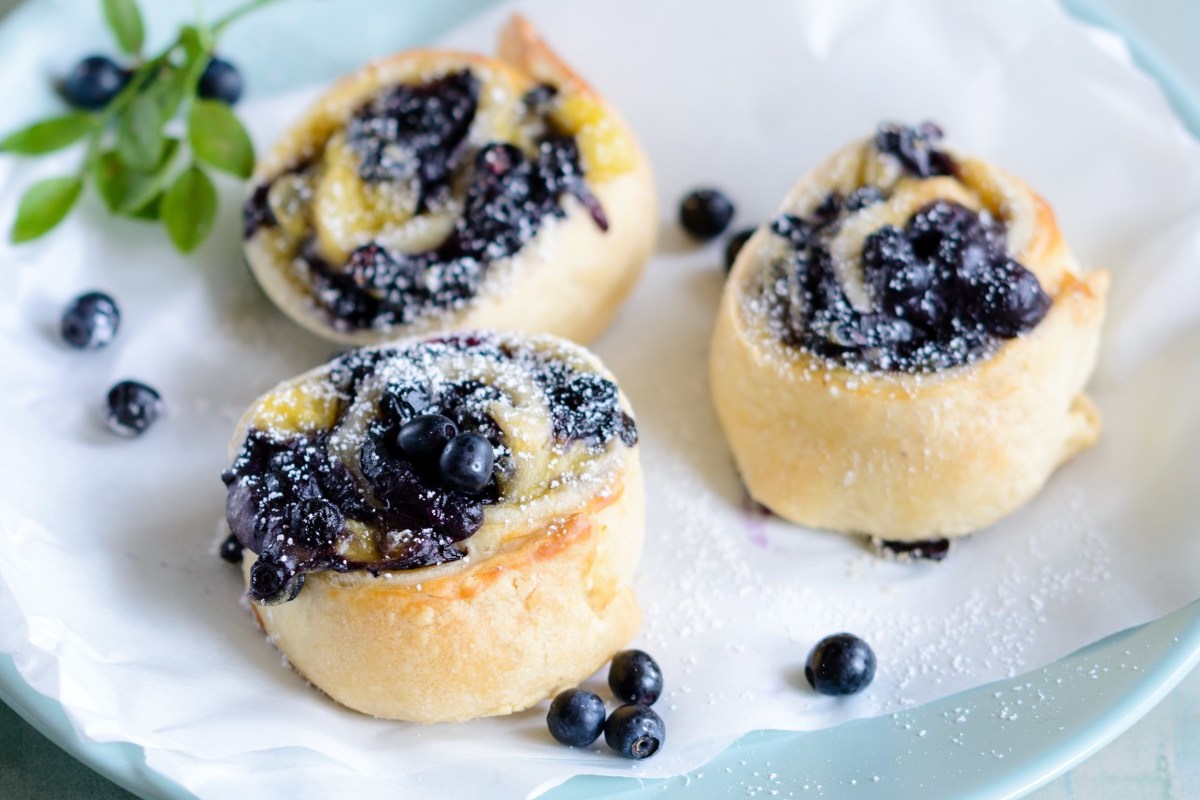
left=129, top=192, right=163, bottom=221
left=0, top=113, right=97, bottom=155
left=10, top=176, right=83, bottom=243
left=102, top=0, right=145, bottom=55
left=188, top=99, right=254, bottom=178
left=161, top=164, right=216, bottom=252
left=147, top=66, right=189, bottom=122
left=116, top=93, right=164, bottom=172
left=93, top=138, right=181, bottom=214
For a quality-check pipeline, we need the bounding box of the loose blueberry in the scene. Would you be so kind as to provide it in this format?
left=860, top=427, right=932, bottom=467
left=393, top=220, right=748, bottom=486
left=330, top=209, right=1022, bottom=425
left=438, top=432, right=494, bottom=493
left=608, top=649, right=663, bottom=706
left=197, top=57, right=243, bottom=105
left=397, top=414, right=458, bottom=464
left=546, top=688, right=607, bottom=747
left=218, top=533, right=244, bottom=564
left=61, top=291, right=120, bottom=349
left=724, top=227, right=755, bottom=273
left=804, top=633, right=876, bottom=696
left=679, top=188, right=735, bottom=240
left=877, top=538, right=950, bottom=562
left=604, top=704, right=665, bottom=760
left=105, top=380, right=163, bottom=437
left=63, top=55, right=128, bottom=110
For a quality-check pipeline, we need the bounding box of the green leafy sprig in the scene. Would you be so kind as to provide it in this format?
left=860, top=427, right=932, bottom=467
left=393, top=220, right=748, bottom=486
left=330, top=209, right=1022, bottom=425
left=0, top=0, right=279, bottom=252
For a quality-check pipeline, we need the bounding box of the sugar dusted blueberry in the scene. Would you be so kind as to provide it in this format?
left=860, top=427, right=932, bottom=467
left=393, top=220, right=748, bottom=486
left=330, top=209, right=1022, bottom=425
left=604, top=704, right=665, bottom=760
left=547, top=688, right=606, bottom=747
left=805, top=633, right=876, bottom=696
left=61, top=291, right=120, bottom=350
left=608, top=649, right=663, bottom=706
left=105, top=380, right=162, bottom=437
left=397, top=414, right=458, bottom=464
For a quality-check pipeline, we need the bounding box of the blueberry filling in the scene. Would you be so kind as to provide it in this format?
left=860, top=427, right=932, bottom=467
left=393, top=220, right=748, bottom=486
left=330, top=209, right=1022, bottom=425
left=243, top=70, right=608, bottom=331
left=761, top=124, right=1051, bottom=373
left=874, top=121, right=955, bottom=178
left=222, top=339, right=637, bottom=604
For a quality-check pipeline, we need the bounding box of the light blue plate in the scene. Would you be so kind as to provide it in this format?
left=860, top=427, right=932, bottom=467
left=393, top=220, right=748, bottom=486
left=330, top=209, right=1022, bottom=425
left=1, top=1, right=1198, bottom=797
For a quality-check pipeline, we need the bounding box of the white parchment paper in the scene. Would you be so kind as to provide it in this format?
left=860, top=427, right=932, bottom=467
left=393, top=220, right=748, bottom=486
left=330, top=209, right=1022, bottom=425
left=2, top=0, right=1200, bottom=797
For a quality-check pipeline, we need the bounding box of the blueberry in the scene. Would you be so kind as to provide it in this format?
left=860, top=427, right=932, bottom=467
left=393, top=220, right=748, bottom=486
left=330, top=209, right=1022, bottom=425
left=248, top=554, right=305, bottom=605
left=397, top=414, right=458, bottom=463
left=218, top=533, right=244, bottom=564
left=197, top=57, right=243, bottom=105
left=61, top=291, right=120, bottom=349
left=608, top=649, right=663, bottom=706
left=724, top=228, right=755, bottom=274
left=63, top=55, right=128, bottom=110
left=874, top=121, right=955, bottom=178
left=438, top=432, right=494, bottom=493
left=679, top=188, right=735, bottom=240
left=804, top=633, right=876, bottom=696
left=288, top=497, right=345, bottom=546
left=976, top=260, right=1052, bottom=337
left=846, top=186, right=886, bottom=211
left=105, top=380, right=163, bottom=437
left=546, top=688, right=607, bottom=747
left=877, top=538, right=950, bottom=561
left=604, top=704, right=665, bottom=760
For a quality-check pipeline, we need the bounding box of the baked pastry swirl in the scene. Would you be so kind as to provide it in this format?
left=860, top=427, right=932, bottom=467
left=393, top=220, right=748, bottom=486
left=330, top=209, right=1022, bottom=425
left=242, top=15, right=656, bottom=345
left=710, top=122, right=1108, bottom=543
left=221, top=332, right=643, bottom=722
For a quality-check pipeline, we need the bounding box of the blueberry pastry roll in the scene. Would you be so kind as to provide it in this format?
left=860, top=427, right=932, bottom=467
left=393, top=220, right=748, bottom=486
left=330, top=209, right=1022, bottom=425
left=221, top=332, right=643, bottom=722
left=242, top=15, right=656, bottom=346
left=710, top=122, right=1108, bottom=542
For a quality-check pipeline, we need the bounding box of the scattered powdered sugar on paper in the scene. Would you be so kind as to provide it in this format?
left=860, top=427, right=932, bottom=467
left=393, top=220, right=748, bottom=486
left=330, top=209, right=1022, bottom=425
left=1, top=0, right=1200, bottom=797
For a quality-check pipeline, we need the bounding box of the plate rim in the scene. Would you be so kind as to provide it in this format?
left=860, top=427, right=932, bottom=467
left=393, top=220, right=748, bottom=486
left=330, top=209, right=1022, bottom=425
left=0, top=0, right=1197, bottom=798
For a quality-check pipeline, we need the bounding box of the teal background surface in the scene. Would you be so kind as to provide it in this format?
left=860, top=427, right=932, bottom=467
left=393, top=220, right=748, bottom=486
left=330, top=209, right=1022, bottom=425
left=1, top=0, right=1199, bottom=797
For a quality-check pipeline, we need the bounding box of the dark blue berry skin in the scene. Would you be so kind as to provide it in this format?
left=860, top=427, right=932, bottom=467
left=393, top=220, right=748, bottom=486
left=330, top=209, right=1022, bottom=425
left=805, top=633, right=876, bottom=696
left=105, top=380, right=163, bottom=437
left=397, top=414, right=458, bottom=464
left=546, top=689, right=607, bottom=747
left=608, top=649, right=663, bottom=706
left=63, top=55, right=128, bottom=110
left=61, top=291, right=120, bottom=349
left=438, top=432, right=494, bottom=493
left=680, top=188, right=735, bottom=240
left=724, top=228, right=755, bottom=274
left=218, top=533, right=244, bottom=564
left=197, top=57, right=243, bottom=105
left=604, top=704, right=665, bottom=760
left=249, top=553, right=305, bottom=605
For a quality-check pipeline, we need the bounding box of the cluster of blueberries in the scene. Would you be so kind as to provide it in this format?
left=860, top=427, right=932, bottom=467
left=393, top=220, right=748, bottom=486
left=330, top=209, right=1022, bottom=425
left=60, top=291, right=162, bottom=437
left=546, top=649, right=667, bottom=759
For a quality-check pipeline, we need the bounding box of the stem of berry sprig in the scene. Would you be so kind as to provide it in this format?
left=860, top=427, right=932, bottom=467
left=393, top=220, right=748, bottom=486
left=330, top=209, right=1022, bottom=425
left=0, top=0, right=284, bottom=252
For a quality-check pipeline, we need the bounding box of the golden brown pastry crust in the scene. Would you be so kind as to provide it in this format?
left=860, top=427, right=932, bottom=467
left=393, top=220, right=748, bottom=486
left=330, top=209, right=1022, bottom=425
left=227, top=334, right=645, bottom=722
left=710, top=135, right=1108, bottom=540
left=244, top=15, right=656, bottom=346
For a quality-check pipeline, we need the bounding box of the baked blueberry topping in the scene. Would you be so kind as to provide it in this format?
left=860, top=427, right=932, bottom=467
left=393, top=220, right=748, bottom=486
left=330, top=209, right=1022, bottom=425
left=804, top=633, right=876, bottom=696
left=761, top=126, right=1052, bottom=374
left=608, top=649, right=663, bottom=706
left=604, top=704, right=665, bottom=760
left=197, top=57, right=243, bottom=105
left=223, top=338, right=638, bottom=604
left=874, top=121, right=955, bottom=178
left=680, top=188, right=735, bottom=240
left=63, top=55, right=128, bottom=110
left=61, top=291, right=120, bottom=350
left=105, top=380, right=162, bottom=436
left=218, top=532, right=244, bottom=564
left=346, top=70, right=478, bottom=206
left=249, top=553, right=305, bottom=605
left=547, top=688, right=607, bottom=747
left=397, top=414, right=459, bottom=465
left=438, top=432, right=495, bottom=494
left=724, top=227, right=755, bottom=274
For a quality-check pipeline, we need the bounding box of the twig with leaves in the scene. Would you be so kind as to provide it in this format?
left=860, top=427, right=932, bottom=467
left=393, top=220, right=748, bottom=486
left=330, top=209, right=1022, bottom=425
left=0, top=0, right=281, bottom=252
